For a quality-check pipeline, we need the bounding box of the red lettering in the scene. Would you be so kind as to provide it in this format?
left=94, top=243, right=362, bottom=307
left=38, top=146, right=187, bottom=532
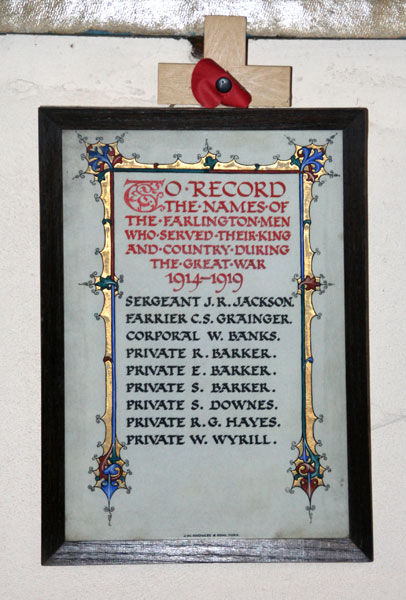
left=189, top=181, right=207, bottom=197
left=237, top=182, right=253, bottom=197
left=270, top=181, right=286, bottom=197
left=223, top=181, right=236, bottom=197
left=165, top=181, right=182, bottom=196
left=209, top=181, right=222, bottom=197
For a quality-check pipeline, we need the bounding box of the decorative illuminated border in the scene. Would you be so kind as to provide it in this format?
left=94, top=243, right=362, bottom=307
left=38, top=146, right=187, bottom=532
left=80, top=137, right=330, bottom=523
left=288, top=145, right=330, bottom=522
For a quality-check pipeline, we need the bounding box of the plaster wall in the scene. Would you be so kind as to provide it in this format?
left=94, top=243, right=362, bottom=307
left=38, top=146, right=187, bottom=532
left=0, top=34, right=405, bottom=599
left=1, top=0, right=406, bottom=38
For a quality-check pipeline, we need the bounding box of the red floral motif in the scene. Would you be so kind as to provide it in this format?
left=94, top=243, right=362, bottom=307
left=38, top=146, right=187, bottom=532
left=296, top=460, right=320, bottom=500
left=299, top=276, right=320, bottom=291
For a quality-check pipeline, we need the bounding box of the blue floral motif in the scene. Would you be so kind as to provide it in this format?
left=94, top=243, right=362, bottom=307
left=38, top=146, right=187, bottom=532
left=95, top=276, right=118, bottom=291
left=101, top=464, right=121, bottom=501
left=291, top=146, right=324, bottom=174
left=88, top=144, right=113, bottom=172
left=299, top=146, right=324, bottom=173
left=204, top=155, right=218, bottom=170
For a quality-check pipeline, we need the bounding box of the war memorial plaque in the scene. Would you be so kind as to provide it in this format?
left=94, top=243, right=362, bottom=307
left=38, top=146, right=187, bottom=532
left=40, top=108, right=372, bottom=563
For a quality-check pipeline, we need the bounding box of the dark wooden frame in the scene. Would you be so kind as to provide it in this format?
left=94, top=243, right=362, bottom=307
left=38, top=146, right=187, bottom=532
left=40, top=107, right=372, bottom=565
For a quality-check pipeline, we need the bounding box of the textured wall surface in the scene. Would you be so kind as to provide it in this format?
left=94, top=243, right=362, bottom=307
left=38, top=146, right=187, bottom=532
left=1, top=0, right=406, bottom=38
left=1, top=33, right=406, bottom=599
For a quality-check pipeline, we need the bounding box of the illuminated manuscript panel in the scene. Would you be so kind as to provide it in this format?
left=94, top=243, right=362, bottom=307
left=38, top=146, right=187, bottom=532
left=62, top=129, right=348, bottom=541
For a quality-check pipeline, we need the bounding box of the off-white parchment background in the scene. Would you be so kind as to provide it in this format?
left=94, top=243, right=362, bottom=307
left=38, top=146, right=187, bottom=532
left=62, top=132, right=347, bottom=541
left=0, top=34, right=405, bottom=599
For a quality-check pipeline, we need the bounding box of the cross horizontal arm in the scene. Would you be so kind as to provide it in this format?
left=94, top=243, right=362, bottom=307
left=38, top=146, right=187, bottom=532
left=158, top=64, right=291, bottom=107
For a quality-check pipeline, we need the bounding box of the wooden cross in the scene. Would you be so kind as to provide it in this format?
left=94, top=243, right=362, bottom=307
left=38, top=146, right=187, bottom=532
left=158, top=16, right=291, bottom=107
